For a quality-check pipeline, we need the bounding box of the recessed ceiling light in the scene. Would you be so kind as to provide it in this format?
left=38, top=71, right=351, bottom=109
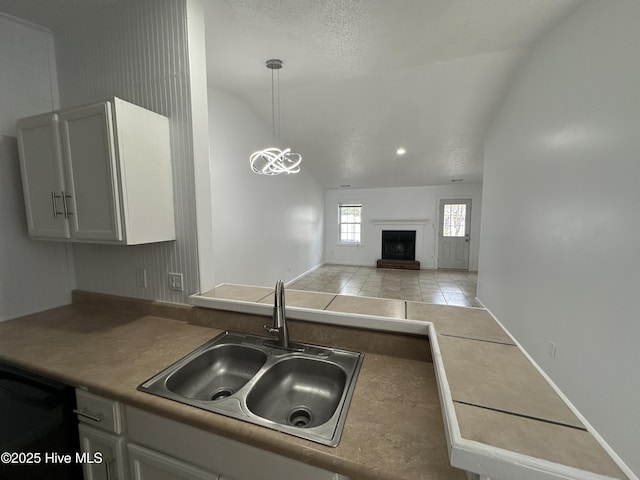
left=396, top=148, right=406, bottom=156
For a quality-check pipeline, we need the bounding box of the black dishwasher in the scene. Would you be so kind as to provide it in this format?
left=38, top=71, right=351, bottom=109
left=0, top=363, right=82, bottom=480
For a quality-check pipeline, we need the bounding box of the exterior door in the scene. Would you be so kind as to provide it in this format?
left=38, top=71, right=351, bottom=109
left=438, top=199, right=471, bottom=270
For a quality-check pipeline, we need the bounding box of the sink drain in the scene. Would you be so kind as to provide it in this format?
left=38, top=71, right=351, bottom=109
left=209, top=388, right=234, bottom=401
left=288, top=408, right=313, bottom=428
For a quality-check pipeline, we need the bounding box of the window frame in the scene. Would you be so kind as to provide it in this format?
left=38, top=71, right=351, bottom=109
left=337, top=202, right=363, bottom=246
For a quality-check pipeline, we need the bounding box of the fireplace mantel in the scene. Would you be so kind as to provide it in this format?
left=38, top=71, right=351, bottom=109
left=371, top=219, right=430, bottom=225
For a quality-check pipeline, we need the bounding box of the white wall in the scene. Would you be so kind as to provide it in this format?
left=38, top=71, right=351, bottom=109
left=478, top=1, right=640, bottom=475
left=54, top=0, right=202, bottom=304
left=208, top=89, right=324, bottom=287
left=325, top=184, right=482, bottom=270
left=0, top=14, right=74, bottom=321
left=187, top=0, right=215, bottom=294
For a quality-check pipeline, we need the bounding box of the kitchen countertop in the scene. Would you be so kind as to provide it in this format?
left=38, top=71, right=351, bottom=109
left=0, top=303, right=464, bottom=480
left=193, top=285, right=630, bottom=480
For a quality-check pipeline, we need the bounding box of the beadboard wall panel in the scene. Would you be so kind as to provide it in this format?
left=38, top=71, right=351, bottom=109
left=54, top=0, right=199, bottom=304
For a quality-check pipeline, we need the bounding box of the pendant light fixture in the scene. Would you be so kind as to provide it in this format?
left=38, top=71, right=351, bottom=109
left=250, top=59, right=302, bottom=175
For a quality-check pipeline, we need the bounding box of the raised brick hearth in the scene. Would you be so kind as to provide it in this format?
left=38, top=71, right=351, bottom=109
left=376, top=259, right=421, bottom=270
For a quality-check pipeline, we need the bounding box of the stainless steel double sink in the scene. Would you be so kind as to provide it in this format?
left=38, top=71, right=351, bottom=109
left=138, top=331, right=364, bottom=447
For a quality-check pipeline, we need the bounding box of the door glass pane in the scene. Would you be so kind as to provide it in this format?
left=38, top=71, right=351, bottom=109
left=443, top=204, right=466, bottom=237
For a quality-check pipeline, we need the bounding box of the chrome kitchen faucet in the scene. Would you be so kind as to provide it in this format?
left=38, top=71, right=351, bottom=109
left=264, top=280, right=289, bottom=348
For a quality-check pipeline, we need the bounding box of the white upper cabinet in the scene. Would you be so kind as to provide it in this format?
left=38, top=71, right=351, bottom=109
left=16, top=98, right=175, bottom=245
left=17, top=113, right=70, bottom=239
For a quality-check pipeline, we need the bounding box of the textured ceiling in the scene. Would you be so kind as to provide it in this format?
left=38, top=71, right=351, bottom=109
left=0, top=0, right=583, bottom=189
left=0, top=0, right=119, bottom=28
left=205, top=0, right=583, bottom=188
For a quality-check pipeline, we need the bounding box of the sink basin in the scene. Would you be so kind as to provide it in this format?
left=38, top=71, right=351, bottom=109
left=138, top=331, right=363, bottom=446
left=165, top=344, right=267, bottom=401
left=246, top=357, right=346, bottom=428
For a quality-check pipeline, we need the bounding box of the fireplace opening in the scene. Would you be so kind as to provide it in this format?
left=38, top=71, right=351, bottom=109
left=381, top=230, right=416, bottom=261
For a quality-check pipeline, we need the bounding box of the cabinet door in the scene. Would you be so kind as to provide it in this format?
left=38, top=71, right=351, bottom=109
left=128, top=444, right=219, bottom=480
left=78, top=424, right=126, bottom=480
left=16, top=113, right=71, bottom=239
left=59, top=102, right=123, bottom=242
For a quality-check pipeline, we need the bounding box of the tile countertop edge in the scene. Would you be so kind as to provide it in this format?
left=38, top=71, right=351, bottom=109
left=191, top=293, right=630, bottom=480
left=189, top=294, right=428, bottom=335
left=428, top=323, right=623, bottom=480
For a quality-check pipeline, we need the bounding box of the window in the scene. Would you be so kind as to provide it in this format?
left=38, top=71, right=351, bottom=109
left=338, top=203, right=362, bottom=244
left=442, top=203, right=466, bottom=237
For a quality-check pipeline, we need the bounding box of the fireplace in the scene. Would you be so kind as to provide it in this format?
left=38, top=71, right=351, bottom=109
left=381, top=230, right=416, bottom=261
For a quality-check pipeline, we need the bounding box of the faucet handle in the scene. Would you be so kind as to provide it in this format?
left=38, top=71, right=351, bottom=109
left=264, top=324, right=279, bottom=336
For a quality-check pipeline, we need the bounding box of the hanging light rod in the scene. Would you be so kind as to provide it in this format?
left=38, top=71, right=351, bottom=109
left=250, top=59, right=302, bottom=175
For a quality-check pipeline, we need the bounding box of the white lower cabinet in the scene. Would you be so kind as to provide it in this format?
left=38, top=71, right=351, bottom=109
left=75, top=391, right=347, bottom=480
left=76, top=390, right=127, bottom=480
left=128, top=444, right=220, bottom=480
left=125, top=406, right=348, bottom=480
left=78, top=424, right=127, bottom=480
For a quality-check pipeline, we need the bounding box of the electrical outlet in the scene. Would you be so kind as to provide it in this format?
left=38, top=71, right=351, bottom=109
left=168, top=273, right=183, bottom=292
left=135, top=269, right=147, bottom=288
left=548, top=341, right=557, bottom=359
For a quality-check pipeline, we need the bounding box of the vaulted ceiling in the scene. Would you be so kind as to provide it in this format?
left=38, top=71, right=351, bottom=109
left=204, top=0, right=582, bottom=189
left=1, top=0, right=582, bottom=188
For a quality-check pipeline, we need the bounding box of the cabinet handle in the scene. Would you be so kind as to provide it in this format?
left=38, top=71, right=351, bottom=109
left=72, top=408, right=103, bottom=422
left=61, top=190, right=73, bottom=218
left=51, top=192, right=62, bottom=218
left=105, top=457, right=112, bottom=480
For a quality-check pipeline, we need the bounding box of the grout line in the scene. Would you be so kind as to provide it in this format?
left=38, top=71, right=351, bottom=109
left=255, top=291, right=273, bottom=303
left=453, top=400, right=588, bottom=432
left=323, top=295, right=339, bottom=310
left=439, top=333, right=516, bottom=346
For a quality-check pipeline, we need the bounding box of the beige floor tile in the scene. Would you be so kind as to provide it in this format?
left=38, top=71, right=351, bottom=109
left=403, top=294, right=424, bottom=302
left=467, top=298, right=483, bottom=308
left=284, top=265, right=480, bottom=316
left=445, top=298, right=474, bottom=307
left=420, top=285, right=442, bottom=293
left=442, top=292, right=469, bottom=302
left=339, top=288, right=363, bottom=296
left=359, top=290, right=382, bottom=298
left=421, top=292, right=447, bottom=304
left=318, top=285, right=334, bottom=292
left=440, top=286, right=464, bottom=294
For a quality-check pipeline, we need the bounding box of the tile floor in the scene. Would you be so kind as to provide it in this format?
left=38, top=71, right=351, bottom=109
left=288, top=264, right=480, bottom=307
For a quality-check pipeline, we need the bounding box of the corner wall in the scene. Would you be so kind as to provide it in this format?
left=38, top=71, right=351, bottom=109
left=478, top=1, right=640, bottom=474
left=0, top=14, right=74, bottom=321
left=325, top=184, right=482, bottom=270
left=207, top=89, right=324, bottom=287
